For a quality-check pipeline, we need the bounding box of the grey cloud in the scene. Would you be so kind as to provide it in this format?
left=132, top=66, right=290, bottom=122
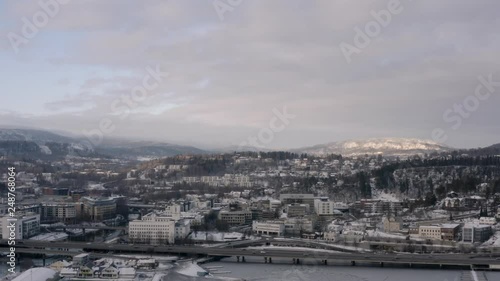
left=2, top=0, right=500, bottom=149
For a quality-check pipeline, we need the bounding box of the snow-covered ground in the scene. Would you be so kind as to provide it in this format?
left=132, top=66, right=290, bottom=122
left=189, top=231, right=244, bottom=242
left=482, top=231, right=500, bottom=247
left=403, top=209, right=450, bottom=221
left=9, top=268, right=57, bottom=281
left=175, top=261, right=207, bottom=277
left=39, top=145, right=52, bottom=155
left=151, top=273, right=165, bottom=281
left=371, top=189, right=400, bottom=202
left=366, top=230, right=406, bottom=239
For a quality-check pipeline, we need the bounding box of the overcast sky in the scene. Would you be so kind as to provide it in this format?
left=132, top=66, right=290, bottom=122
left=1, top=0, right=499, bottom=149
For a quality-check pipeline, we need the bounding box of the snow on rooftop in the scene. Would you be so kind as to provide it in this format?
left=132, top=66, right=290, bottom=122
left=13, top=268, right=57, bottom=281
left=118, top=267, right=136, bottom=275
left=30, top=232, right=68, bottom=241
left=189, top=231, right=243, bottom=242
left=441, top=223, right=460, bottom=228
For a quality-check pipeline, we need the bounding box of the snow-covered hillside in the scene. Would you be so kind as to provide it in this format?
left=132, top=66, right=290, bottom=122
left=294, top=138, right=453, bottom=156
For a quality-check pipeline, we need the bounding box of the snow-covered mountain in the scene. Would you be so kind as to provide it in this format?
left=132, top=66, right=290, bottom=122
left=293, top=138, right=453, bottom=156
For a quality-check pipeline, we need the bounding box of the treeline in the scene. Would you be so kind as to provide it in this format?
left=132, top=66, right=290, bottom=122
left=237, top=151, right=304, bottom=160
left=374, top=156, right=500, bottom=188
left=184, top=157, right=229, bottom=176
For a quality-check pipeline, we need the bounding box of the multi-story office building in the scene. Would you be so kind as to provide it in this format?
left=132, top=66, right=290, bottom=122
left=252, top=220, right=285, bottom=236
left=218, top=210, right=252, bottom=226
left=174, top=219, right=191, bottom=240
left=129, top=213, right=175, bottom=244
left=314, top=198, right=336, bottom=216
left=165, top=204, right=181, bottom=221
left=462, top=224, right=492, bottom=243
left=286, top=204, right=309, bottom=217
left=1, top=212, right=40, bottom=239
left=80, top=197, right=117, bottom=221
left=41, top=203, right=78, bottom=223
left=279, top=194, right=315, bottom=208
left=418, top=225, right=442, bottom=240
left=441, top=224, right=460, bottom=241
left=284, top=218, right=314, bottom=236
left=353, top=199, right=403, bottom=215
left=417, top=224, right=460, bottom=241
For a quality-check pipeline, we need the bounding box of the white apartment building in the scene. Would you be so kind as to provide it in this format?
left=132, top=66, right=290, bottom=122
left=479, top=217, right=497, bottom=225
left=252, top=220, right=285, bottom=236
left=165, top=204, right=181, bottom=221
left=418, top=225, right=442, bottom=240
left=129, top=213, right=175, bottom=244
left=314, top=198, right=335, bottom=216
left=1, top=212, right=40, bottom=239
left=174, top=219, right=191, bottom=240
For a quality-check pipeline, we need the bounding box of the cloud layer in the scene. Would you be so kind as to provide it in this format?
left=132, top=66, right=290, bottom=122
left=1, top=0, right=500, bottom=149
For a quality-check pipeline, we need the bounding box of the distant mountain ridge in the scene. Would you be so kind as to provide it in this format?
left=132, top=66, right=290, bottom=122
left=292, top=138, right=453, bottom=156
left=0, top=128, right=75, bottom=144
left=465, top=143, right=500, bottom=156
left=0, top=128, right=206, bottom=159
left=3, top=129, right=497, bottom=159
left=95, top=141, right=206, bottom=159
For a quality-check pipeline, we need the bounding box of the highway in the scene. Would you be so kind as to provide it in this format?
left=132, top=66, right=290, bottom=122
left=43, top=225, right=126, bottom=231
left=2, top=239, right=500, bottom=268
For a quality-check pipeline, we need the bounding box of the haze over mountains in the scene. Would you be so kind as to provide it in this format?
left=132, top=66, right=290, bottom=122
left=0, top=128, right=204, bottom=160
left=0, top=128, right=498, bottom=160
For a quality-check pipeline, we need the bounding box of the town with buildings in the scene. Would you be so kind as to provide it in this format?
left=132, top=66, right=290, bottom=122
left=2, top=1, right=500, bottom=280
left=1, top=141, right=500, bottom=280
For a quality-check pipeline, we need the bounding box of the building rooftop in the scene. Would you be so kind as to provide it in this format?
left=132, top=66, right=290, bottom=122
left=440, top=223, right=460, bottom=229
left=30, top=232, right=68, bottom=241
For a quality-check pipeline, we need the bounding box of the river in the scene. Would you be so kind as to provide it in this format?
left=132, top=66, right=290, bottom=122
left=201, top=257, right=500, bottom=281
left=3, top=256, right=500, bottom=281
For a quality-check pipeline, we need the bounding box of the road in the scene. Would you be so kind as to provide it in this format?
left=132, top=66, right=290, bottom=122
left=43, top=225, right=126, bottom=231
left=2, top=239, right=500, bottom=267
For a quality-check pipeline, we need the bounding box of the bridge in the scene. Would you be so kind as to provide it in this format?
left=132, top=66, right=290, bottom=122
left=2, top=240, right=500, bottom=270
left=43, top=225, right=126, bottom=232
left=214, top=238, right=362, bottom=252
